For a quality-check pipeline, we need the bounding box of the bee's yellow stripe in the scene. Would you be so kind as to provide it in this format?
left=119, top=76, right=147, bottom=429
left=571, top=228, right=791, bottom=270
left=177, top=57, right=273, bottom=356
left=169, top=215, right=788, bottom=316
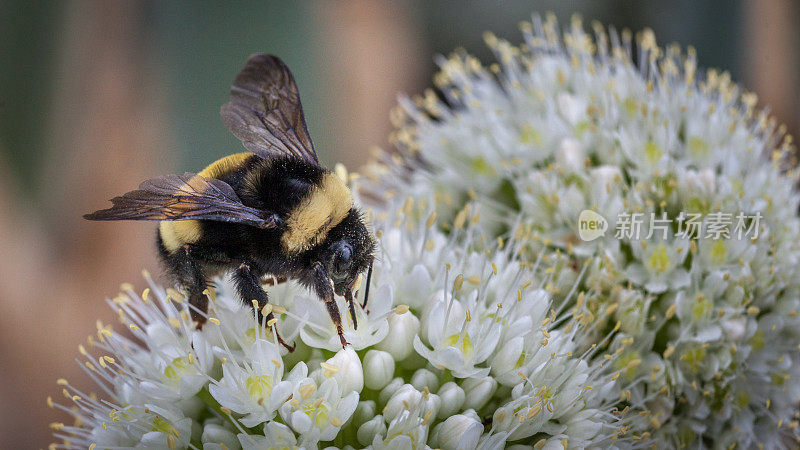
left=159, top=153, right=254, bottom=253
left=198, top=152, right=253, bottom=178
left=282, top=173, right=353, bottom=253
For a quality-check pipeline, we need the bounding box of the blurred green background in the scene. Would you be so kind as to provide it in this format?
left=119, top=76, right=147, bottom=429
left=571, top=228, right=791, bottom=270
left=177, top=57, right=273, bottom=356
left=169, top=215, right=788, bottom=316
left=0, top=1, right=797, bottom=447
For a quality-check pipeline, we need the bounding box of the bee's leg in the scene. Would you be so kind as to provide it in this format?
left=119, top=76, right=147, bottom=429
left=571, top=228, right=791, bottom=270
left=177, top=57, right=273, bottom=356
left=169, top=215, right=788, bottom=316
left=233, top=262, right=295, bottom=352
left=312, top=262, right=348, bottom=348
left=169, top=245, right=210, bottom=329
left=345, top=287, right=358, bottom=331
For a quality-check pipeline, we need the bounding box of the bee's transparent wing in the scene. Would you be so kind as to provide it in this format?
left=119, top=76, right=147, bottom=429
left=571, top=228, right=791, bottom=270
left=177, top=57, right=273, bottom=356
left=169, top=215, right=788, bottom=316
left=84, top=173, right=281, bottom=228
left=220, top=53, right=319, bottom=165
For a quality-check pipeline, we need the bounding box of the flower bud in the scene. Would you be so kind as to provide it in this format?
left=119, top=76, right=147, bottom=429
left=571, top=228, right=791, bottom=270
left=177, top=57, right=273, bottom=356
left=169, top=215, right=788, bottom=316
left=722, top=316, right=748, bottom=342
left=437, top=382, right=466, bottom=417
left=324, top=346, right=363, bottom=394
left=378, top=377, right=405, bottom=405
left=555, top=137, right=583, bottom=173
left=357, top=415, right=387, bottom=446
left=461, top=376, right=497, bottom=410
left=384, top=384, right=422, bottom=422
left=410, top=368, right=440, bottom=393
left=557, top=92, right=586, bottom=125
left=353, top=400, right=376, bottom=429
left=363, top=350, right=395, bottom=390
left=431, top=413, right=483, bottom=450
left=375, top=309, right=420, bottom=361
left=201, top=423, right=238, bottom=449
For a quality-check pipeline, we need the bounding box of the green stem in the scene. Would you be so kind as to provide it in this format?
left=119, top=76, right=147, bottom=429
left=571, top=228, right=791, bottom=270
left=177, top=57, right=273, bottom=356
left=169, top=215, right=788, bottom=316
left=440, top=368, right=454, bottom=385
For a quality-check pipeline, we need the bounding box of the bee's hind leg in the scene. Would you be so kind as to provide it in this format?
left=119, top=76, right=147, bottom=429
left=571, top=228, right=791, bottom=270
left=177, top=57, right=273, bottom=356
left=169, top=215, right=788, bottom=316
left=161, top=244, right=210, bottom=329
left=233, top=262, right=295, bottom=352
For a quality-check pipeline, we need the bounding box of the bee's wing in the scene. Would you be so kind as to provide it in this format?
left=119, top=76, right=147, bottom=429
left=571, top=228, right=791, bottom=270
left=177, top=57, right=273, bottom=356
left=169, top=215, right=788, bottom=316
left=220, top=53, right=319, bottom=165
left=84, top=173, right=281, bottom=229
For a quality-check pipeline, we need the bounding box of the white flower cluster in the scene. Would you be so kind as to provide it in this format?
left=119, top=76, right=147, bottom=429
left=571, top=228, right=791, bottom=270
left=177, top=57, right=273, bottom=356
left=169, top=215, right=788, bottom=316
left=51, top=13, right=800, bottom=450
left=50, top=196, right=648, bottom=448
left=367, top=13, right=800, bottom=449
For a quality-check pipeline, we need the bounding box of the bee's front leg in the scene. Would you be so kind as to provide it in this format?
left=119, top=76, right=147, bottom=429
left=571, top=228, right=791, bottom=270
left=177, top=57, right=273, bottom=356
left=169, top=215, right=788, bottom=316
left=312, top=262, right=348, bottom=348
left=233, top=262, right=295, bottom=352
left=344, top=283, right=358, bottom=331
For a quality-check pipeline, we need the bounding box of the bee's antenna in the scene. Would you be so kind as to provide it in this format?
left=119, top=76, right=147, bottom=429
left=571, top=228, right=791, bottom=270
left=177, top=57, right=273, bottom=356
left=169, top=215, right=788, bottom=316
left=362, top=260, right=373, bottom=310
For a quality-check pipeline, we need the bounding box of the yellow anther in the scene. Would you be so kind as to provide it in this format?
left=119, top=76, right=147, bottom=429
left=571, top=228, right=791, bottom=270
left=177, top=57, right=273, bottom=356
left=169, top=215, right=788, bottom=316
left=454, top=274, right=464, bottom=290
left=395, top=304, right=410, bottom=315
left=426, top=211, right=437, bottom=228
left=320, top=362, right=339, bottom=373
left=208, top=318, right=220, bottom=325
left=299, top=383, right=317, bottom=399
left=267, top=318, right=277, bottom=327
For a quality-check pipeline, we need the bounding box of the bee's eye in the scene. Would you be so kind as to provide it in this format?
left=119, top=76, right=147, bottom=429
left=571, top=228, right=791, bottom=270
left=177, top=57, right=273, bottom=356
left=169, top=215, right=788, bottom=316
left=332, top=242, right=353, bottom=276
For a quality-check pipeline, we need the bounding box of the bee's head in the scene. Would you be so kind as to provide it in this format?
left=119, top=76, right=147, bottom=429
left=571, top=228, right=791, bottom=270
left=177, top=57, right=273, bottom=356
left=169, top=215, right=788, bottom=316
left=322, top=208, right=375, bottom=295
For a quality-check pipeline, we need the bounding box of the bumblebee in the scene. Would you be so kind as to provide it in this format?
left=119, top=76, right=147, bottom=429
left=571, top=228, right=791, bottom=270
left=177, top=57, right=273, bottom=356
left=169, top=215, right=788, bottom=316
left=86, top=54, right=375, bottom=350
